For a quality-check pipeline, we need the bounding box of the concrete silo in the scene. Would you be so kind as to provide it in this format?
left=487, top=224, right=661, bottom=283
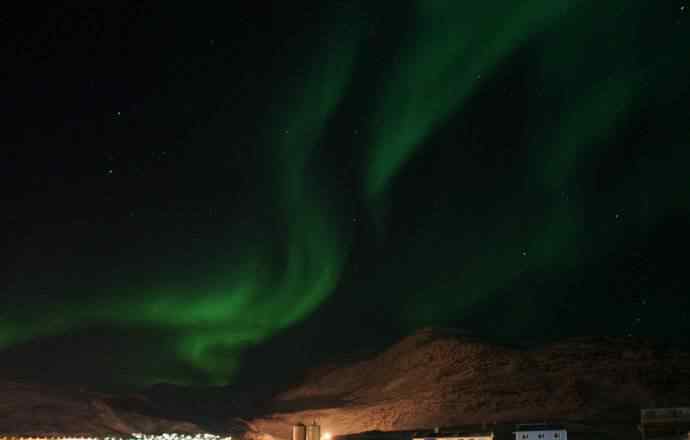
left=292, top=423, right=306, bottom=440
left=306, top=421, right=321, bottom=440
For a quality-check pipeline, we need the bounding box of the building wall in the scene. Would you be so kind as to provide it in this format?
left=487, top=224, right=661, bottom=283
left=514, top=430, right=566, bottom=440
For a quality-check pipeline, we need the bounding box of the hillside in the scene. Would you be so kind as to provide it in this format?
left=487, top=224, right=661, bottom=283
left=244, top=328, right=690, bottom=439
left=2, top=328, right=689, bottom=439
left=0, top=381, right=203, bottom=436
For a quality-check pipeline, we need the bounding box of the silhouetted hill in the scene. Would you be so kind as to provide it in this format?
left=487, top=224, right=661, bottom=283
left=0, top=381, right=203, bottom=435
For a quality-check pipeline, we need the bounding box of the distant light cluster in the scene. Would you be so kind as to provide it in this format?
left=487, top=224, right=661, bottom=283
left=0, top=437, right=103, bottom=440
left=0, top=434, right=231, bottom=440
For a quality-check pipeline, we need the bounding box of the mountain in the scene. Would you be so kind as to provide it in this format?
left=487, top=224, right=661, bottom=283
left=242, top=328, right=690, bottom=439
left=0, top=380, right=203, bottom=436
left=2, top=328, right=689, bottom=439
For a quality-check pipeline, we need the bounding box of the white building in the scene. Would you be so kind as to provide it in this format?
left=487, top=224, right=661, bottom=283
left=640, top=407, right=690, bottom=439
left=412, top=430, right=493, bottom=440
left=513, top=424, right=567, bottom=440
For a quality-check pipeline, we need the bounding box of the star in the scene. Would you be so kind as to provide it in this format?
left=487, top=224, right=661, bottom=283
left=521, top=250, right=528, bottom=256
left=106, top=169, right=113, bottom=175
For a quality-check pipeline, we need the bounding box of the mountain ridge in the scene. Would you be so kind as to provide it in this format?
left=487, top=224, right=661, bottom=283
left=243, top=328, right=690, bottom=439
left=2, top=328, right=689, bottom=439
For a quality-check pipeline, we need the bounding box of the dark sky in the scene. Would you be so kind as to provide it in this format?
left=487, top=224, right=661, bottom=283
left=2, top=1, right=690, bottom=390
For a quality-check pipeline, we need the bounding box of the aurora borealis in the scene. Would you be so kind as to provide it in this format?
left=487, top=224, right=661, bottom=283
left=3, top=1, right=690, bottom=388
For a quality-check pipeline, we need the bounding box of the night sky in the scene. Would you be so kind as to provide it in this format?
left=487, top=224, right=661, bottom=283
left=2, top=1, right=690, bottom=390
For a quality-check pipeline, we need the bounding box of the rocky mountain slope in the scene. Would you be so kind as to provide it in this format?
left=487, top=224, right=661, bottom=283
left=0, top=380, right=203, bottom=436
left=2, top=328, right=689, bottom=438
left=244, top=328, right=690, bottom=439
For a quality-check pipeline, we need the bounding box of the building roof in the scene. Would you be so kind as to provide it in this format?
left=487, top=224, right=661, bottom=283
left=641, top=407, right=690, bottom=423
left=337, top=429, right=493, bottom=440
left=514, top=424, right=565, bottom=432
left=412, top=431, right=493, bottom=438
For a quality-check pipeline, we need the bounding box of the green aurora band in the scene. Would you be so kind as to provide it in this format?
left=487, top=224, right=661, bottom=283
left=0, top=7, right=361, bottom=386
left=364, top=0, right=689, bottom=327
left=366, top=0, right=572, bottom=201
left=1, top=0, right=689, bottom=385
